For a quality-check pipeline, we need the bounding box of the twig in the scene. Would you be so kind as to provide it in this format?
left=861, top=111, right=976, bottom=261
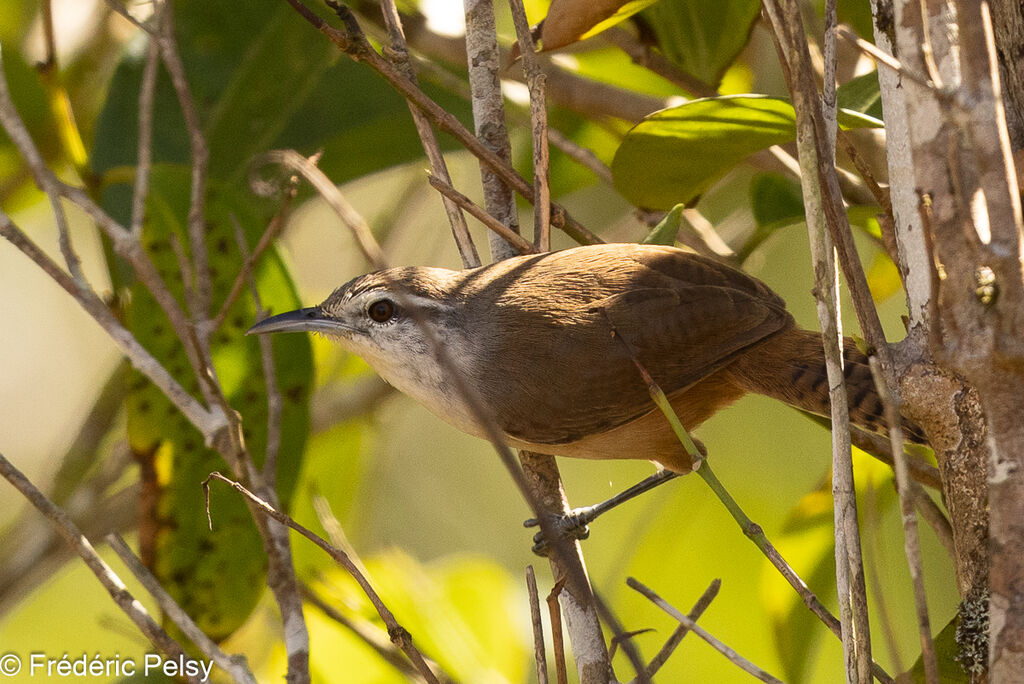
left=627, top=578, right=784, bottom=683
left=153, top=0, right=212, bottom=319
left=0, top=213, right=227, bottom=442
left=546, top=128, right=613, bottom=184
left=131, top=31, right=160, bottom=238
left=232, top=218, right=284, bottom=488
left=762, top=2, right=874, bottom=679
left=106, top=535, right=259, bottom=684
left=202, top=472, right=440, bottom=684
left=377, top=0, right=479, bottom=268
left=0, top=42, right=86, bottom=288
left=283, top=0, right=603, bottom=247
left=301, top=585, right=444, bottom=683
left=211, top=177, right=296, bottom=332
left=526, top=566, right=549, bottom=684
left=251, top=150, right=386, bottom=266
left=426, top=173, right=536, bottom=254
left=0, top=452, right=201, bottom=684
left=546, top=577, right=568, bottom=684
left=508, top=0, right=550, bottom=251
left=639, top=578, right=721, bottom=680
left=836, top=26, right=928, bottom=88
left=868, top=358, right=937, bottom=682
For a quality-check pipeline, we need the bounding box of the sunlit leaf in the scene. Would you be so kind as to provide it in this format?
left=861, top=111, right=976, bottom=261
left=539, top=0, right=659, bottom=52
left=612, top=95, right=883, bottom=209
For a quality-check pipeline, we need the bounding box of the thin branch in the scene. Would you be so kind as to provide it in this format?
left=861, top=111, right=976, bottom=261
left=763, top=2, right=874, bottom=679
left=301, top=585, right=443, bottom=683
left=211, top=177, right=296, bottom=332
left=526, top=566, right=549, bottom=684
left=426, top=173, right=536, bottom=254
left=546, top=578, right=569, bottom=684
left=377, top=0, right=479, bottom=268
left=251, top=150, right=386, bottom=266
left=232, top=217, right=284, bottom=488
left=154, top=0, right=212, bottom=319
left=202, top=472, right=440, bottom=684
left=131, top=31, right=160, bottom=238
left=0, top=452, right=201, bottom=684
left=868, top=357, right=938, bottom=683
left=283, top=0, right=603, bottom=246
left=638, top=578, right=721, bottom=681
left=106, top=535, right=259, bottom=684
left=627, top=578, right=784, bottom=683
left=508, top=0, right=550, bottom=251
left=0, top=213, right=227, bottom=442
left=0, top=42, right=86, bottom=288
left=601, top=27, right=718, bottom=97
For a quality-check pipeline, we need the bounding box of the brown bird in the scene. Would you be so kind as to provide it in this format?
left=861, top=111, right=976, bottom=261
left=248, top=243, right=924, bottom=474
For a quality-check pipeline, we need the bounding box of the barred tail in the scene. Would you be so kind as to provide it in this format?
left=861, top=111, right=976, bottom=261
left=724, top=328, right=928, bottom=444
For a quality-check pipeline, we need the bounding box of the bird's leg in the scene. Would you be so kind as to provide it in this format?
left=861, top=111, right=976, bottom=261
left=524, top=469, right=681, bottom=555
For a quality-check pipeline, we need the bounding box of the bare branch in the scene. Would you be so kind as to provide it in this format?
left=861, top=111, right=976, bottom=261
left=203, top=472, right=440, bottom=684
left=508, top=0, right=550, bottom=251
left=0, top=452, right=201, bottom=684
left=377, top=0, right=479, bottom=268
left=106, top=535, right=259, bottom=684
left=426, top=173, right=536, bottom=254
left=526, top=566, right=549, bottom=684
left=627, top=577, right=784, bottom=683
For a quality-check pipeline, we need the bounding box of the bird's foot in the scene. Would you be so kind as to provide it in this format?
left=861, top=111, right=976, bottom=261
left=523, top=506, right=597, bottom=557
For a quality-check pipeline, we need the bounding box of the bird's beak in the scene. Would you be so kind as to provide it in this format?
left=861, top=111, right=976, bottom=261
left=246, top=307, right=355, bottom=336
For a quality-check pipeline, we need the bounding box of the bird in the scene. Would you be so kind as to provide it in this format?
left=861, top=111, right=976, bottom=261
left=247, top=242, right=925, bottom=474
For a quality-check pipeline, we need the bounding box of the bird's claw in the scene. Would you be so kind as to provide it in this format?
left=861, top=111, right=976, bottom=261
left=524, top=507, right=596, bottom=556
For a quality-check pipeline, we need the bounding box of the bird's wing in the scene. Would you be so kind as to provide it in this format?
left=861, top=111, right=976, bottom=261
left=497, top=281, right=792, bottom=446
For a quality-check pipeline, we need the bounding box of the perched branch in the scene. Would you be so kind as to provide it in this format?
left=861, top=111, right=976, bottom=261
left=508, top=0, right=550, bottom=251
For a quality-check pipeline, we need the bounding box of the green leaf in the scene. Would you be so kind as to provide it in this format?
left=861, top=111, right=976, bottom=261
left=612, top=95, right=882, bottom=210
left=112, top=165, right=312, bottom=640
left=0, top=50, right=60, bottom=210
left=837, top=70, right=883, bottom=121
left=91, top=0, right=469, bottom=185
left=641, top=0, right=761, bottom=87
left=750, top=173, right=804, bottom=226
left=642, top=203, right=684, bottom=244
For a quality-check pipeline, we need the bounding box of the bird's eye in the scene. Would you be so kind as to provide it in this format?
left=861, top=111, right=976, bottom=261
left=367, top=299, right=395, bottom=323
